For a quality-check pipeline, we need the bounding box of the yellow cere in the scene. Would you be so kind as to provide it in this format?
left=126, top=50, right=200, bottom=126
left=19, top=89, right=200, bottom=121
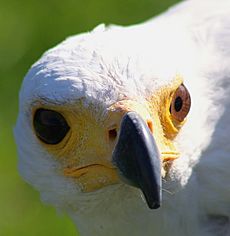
left=32, top=75, right=187, bottom=192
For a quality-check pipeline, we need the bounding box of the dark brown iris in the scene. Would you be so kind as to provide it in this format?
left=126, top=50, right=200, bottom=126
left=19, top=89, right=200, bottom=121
left=33, top=108, right=70, bottom=144
left=170, top=84, right=191, bottom=122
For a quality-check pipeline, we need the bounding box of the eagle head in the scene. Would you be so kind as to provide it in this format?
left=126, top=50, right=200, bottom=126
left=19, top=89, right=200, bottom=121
left=14, top=21, right=224, bottom=235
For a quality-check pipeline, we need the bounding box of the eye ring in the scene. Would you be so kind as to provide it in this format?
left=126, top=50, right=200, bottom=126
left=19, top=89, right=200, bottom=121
left=170, top=84, right=191, bottom=122
left=33, top=108, right=70, bottom=145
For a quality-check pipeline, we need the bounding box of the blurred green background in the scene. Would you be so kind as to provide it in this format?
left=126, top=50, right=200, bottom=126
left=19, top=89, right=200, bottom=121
left=0, top=0, right=180, bottom=235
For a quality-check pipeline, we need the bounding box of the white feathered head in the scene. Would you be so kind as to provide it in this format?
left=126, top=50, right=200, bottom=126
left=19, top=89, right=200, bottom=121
left=14, top=7, right=230, bottom=234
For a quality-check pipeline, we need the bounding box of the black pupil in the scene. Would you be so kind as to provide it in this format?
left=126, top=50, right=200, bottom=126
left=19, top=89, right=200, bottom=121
left=33, top=109, right=70, bottom=144
left=174, top=96, right=183, bottom=112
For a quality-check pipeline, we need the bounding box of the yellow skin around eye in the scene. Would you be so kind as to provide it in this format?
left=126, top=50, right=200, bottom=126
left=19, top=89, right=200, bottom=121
left=33, top=75, right=188, bottom=192
left=148, top=75, right=185, bottom=138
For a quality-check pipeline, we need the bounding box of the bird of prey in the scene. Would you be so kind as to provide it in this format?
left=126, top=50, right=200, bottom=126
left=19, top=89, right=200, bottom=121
left=15, top=0, right=230, bottom=235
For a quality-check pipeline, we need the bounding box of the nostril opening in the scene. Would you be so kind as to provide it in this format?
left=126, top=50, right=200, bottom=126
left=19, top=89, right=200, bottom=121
left=109, top=128, right=117, bottom=141
left=147, top=120, right=153, bottom=133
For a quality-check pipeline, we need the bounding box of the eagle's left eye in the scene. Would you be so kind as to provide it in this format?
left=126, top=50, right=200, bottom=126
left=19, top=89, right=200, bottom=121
left=170, top=84, right=191, bottom=122
left=33, top=109, right=70, bottom=144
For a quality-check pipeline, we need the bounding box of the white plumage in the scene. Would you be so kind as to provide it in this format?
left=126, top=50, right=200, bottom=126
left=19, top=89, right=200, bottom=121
left=15, top=0, right=230, bottom=235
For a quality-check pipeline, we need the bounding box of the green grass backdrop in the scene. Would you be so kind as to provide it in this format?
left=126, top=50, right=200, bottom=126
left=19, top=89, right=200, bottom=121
left=0, top=0, right=180, bottom=235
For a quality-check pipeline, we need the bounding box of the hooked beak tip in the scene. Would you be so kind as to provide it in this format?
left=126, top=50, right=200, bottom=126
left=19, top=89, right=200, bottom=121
left=112, top=111, right=162, bottom=209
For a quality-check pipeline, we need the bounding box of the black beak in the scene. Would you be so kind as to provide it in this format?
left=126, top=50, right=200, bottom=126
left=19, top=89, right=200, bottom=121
left=112, top=112, right=162, bottom=209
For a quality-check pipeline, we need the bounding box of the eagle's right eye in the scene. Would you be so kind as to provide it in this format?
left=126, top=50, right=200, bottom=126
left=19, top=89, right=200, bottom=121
left=33, top=109, right=70, bottom=145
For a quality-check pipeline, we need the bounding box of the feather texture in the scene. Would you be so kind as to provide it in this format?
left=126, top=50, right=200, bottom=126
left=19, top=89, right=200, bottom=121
left=15, top=0, right=230, bottom=235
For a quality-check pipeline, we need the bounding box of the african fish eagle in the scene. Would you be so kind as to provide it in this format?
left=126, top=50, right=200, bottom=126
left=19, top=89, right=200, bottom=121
left=15, top=0, right=230, bottom=235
